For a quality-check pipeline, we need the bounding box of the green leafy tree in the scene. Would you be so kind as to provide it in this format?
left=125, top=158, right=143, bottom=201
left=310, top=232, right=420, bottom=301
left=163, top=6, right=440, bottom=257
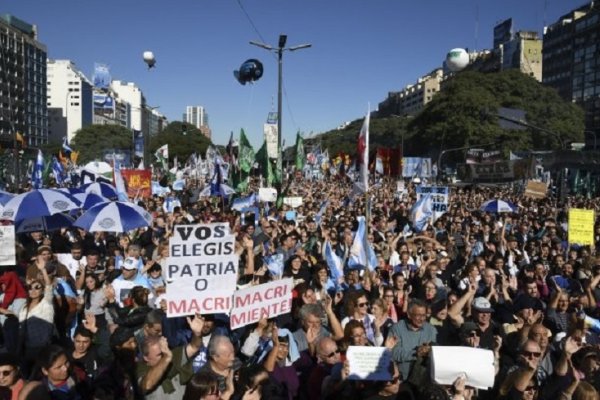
left=305, top=114, right=411, bottom=157
left=149, top=121, right=211, bottom=163
left=408, top=70, right=584, bottom=162
left=71, top=124, right=133, bottom=164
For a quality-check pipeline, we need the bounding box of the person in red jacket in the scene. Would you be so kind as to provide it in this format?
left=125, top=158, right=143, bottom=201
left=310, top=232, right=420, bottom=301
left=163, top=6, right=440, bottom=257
left=0, top=269, right=27, bottom=351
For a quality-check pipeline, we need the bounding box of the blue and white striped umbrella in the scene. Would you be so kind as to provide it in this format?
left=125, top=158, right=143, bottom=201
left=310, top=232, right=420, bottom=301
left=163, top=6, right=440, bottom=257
left=16, top=213, right=75, bottom=234
left=74, top=201, right=152, bottom=232
left=1, top=189, right=81, bottom=222
left=73, top=192, right=111, bottom=210
left=480, top=199, right=518, bottom=213
left=0, top=190, right=14, bottom=206
left=81, top=182, right=118, bottom=200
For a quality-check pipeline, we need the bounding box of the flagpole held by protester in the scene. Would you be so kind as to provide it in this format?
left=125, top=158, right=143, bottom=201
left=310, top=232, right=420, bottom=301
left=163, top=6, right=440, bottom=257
left=357, top=104, right=371, bottom=236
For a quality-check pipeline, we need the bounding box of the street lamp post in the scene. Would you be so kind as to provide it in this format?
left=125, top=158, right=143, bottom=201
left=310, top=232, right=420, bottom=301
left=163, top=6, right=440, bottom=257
left=250, top=35, right=311, bottom=189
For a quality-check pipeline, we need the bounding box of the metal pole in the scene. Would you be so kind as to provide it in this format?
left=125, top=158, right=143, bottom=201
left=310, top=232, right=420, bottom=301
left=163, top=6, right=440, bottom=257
left=277, top=45, right=283, bottom=190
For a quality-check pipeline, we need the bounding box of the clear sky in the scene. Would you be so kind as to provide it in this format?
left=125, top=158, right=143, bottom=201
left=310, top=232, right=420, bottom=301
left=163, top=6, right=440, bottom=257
left=3, top=0, right=586, bottom=148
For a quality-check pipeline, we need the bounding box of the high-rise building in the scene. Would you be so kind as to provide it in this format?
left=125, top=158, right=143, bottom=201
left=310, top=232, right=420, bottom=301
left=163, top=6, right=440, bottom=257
left=0, top=14, right=48, bottom=147
left=185, top=105, right=211, bottom=138
left=377, top=69, right=444, bottom=117
left=543, top=2, right=600, bottom=149
left=110, top=80, right=145, bottom=131
left=47, top=60, right=93, bottom=143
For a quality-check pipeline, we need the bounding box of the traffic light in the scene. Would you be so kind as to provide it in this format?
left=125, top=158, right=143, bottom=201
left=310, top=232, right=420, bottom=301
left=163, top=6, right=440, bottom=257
left=182, top=124, right=187, bottom=136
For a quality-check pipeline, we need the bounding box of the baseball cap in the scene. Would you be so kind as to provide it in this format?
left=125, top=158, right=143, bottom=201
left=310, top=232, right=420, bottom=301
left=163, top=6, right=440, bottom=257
left=122, top=257, right=138, bottom=271
left=472, top=297, right=494, bottom=313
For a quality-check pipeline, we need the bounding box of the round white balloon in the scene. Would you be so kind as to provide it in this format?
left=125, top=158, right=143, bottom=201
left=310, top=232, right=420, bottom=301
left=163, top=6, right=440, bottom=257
left=446, top=48, right=469, bottom=72
left=143, top=51, right=155, bottom=62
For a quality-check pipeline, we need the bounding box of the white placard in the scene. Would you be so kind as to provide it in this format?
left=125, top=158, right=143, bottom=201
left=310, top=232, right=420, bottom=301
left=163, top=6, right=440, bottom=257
left=346, top=346, right=393, bottom=381
left=283, top=197, right=303, bottom=208
left=165, top=224, right=239, bottom=317
left=258, top=187, right=278, bottom=203
left=0, top=226, right=16, bottom=266
left=230, top=278, right=293, bottom=329
left=264, top=123, right=278, bottom=159
left=430, top=346, right=495, bottom=390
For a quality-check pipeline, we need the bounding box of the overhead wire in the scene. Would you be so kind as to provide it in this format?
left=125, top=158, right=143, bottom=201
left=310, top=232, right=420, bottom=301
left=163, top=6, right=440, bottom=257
left=234, top=0, right=301, bottom=136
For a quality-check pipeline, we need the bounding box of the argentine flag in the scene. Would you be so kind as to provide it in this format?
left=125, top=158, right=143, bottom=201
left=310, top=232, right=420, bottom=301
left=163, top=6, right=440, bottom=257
left=348, top=216, right=378, bottom=271
left=410, top=193, right=433, bottom=232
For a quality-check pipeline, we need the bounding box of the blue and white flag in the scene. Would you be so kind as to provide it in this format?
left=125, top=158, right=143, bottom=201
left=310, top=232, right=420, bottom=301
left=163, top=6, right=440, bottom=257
left=52, top=156, right=65, bottom=185
left=112, top=155, right=129, bottom=202
left=348, top=216, right=377, bottom=271
left=324, top=240, right=343, bottom=285
left=172, top=179, right=185, bottom=191
left=151, top=181, right=170, bottom=196
left=232, top=193, right=256, bottom=212
left=199, top=158, right=235, bottom=197
left=264, top=254, right=284, bottom=277
left=62, top=137, right=73, bottom=156
left=315, top=200, right=329, bottom=225
left=31, top=149, right=44, bottom=189
left=410, top=193, right=433, bottom=232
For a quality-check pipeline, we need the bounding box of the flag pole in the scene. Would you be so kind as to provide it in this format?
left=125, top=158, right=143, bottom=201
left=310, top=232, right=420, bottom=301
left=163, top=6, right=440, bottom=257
left=365, top=104, right=370, bottom=238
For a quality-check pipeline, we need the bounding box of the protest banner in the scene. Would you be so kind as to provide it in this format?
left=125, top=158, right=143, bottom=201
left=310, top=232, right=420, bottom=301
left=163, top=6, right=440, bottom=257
left=568, top=208, right=595, bottom=245
left=121, top=169, right=152, bottom=198
left=346, top=346, right=393, bottom=381
left=524, top=180, right=547, bottom=199
left=258, top=188, right=277, bottom=202
left=283, top=197, right=303, bottom=208
left=230, top=278, right=293, bottom=330
left=165, top=223, right=238, bottom=317
left=416, top=186, right=449, bottom=213
left=0, top=226, right=16, bottom=266
left=431, top=346, right=495, bottom=390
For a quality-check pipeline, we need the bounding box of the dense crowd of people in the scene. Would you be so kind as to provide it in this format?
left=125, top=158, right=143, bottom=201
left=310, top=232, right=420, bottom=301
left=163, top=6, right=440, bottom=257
left=0, top=175, right=599, bottom=400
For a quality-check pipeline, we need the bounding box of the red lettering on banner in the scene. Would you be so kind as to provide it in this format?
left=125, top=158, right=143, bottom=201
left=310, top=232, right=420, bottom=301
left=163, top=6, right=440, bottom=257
left=168, top=296, right=231, bottom=316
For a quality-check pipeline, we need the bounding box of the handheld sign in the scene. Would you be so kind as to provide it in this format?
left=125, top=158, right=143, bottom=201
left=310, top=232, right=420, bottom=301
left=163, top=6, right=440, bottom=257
left=165, top=224, right=238, bottom=317
left=0, top=226, right=16, bottom=266
left=431, top=346, right=495, bottom=390
left=568, top=209, right=594, bottom=246
left=230, top=278, right=293, bottom=330
left=346, top=346, right=393, bottom=381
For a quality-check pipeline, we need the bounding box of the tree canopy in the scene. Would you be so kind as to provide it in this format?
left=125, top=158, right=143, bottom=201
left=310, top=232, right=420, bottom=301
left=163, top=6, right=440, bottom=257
left=408, top=70, right=584, bottom=161
left=148, top=121, right=212, bottom=162
left=311, top=70, right=584, bottom=161
left=71, top=124, right=133, bottom=164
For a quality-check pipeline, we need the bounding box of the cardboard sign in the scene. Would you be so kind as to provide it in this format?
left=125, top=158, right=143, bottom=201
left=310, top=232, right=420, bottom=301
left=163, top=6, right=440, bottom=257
left=524, top=180, right=547, bottom=199
left=283, top=197, right=303, bottom=208
left=416, top=186, right=449, bottom=213
left=121, top=169, right=152, bottom=198
left=0, top=226, right=16, bottom=266
left=258, top=188, right=277, bottom=202
left=230, top=279, right=293, bottom=329
left=346, top=346, right=393, bottom=381
left=431, top=346, right=495, bottom=390
left=568, top=209, right=595, bottom=245
left=165, top=224, right=239, bottom=317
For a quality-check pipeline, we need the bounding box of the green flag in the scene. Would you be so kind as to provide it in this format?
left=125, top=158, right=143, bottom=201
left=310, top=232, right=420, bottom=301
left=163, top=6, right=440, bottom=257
left=238, top=129, right=255, bottom=174
left=256, top=141, right=275, bottom=186
left=295, top=132, right=305, bottom=170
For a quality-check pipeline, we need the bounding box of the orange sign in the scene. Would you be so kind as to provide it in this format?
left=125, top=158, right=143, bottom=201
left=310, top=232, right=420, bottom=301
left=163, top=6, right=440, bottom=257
left=121, top=169, right=152, bottom=198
